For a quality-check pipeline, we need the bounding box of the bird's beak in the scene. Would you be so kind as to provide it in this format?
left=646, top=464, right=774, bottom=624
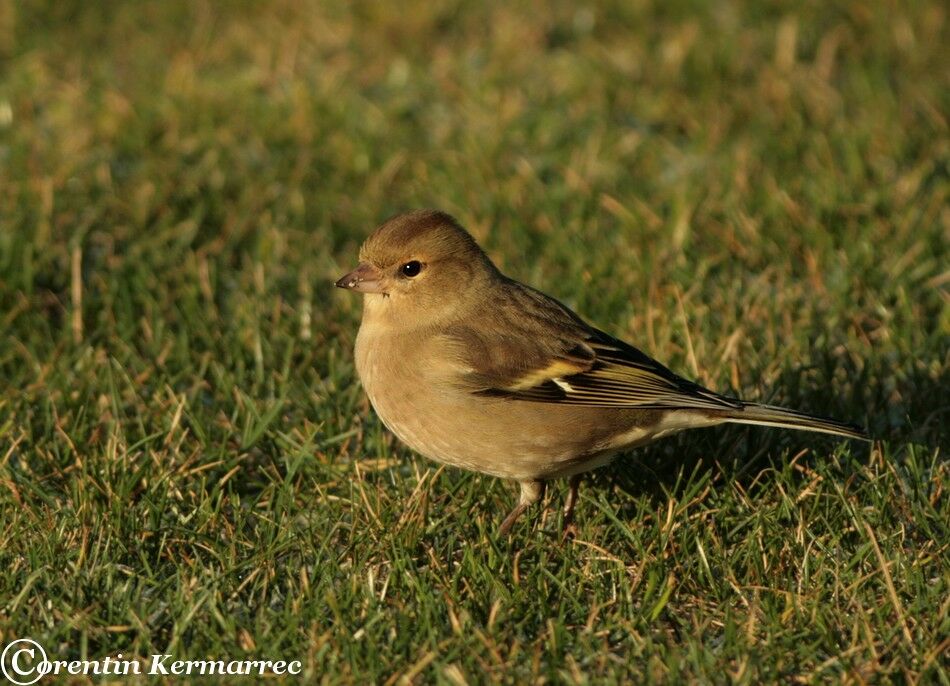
left=335, top=262, right=386, bottom=293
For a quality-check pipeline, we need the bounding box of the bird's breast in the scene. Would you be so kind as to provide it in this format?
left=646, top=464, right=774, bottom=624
left=354, top=325, right=467, bottom=468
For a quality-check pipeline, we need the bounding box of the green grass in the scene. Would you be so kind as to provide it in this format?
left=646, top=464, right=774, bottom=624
left=1, top=0, right=947, bottom=682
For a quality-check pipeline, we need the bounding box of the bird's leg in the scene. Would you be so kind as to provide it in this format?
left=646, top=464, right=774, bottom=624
left=562, top=475, right=582, bottom=525
left=498, top=480, right=545, bottom=535
left=561, top=474, right=583, bottom=538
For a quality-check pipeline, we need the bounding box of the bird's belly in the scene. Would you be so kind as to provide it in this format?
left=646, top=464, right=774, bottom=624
left=361, top=380, right=550, bottom=479
left=355, top=339, right=583, bottom=479
left=354, top=334, right=682, bottom=481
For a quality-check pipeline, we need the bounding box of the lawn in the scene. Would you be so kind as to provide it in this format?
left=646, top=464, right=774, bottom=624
left=0, top=0, right=947, bottom=682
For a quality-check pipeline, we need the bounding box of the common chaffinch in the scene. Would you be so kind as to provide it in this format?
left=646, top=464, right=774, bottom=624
left=336, top=210, right=867, bottom=534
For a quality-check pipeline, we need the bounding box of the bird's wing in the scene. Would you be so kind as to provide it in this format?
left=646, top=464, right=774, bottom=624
left=446, top=281, right=740, bottom=412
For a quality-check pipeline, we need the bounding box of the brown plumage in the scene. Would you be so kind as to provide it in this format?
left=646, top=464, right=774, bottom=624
left=336, top=210, right=868, bottom=534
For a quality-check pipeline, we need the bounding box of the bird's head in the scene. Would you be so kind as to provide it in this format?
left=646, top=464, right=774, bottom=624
left=335, top=210, right=499, bottom=324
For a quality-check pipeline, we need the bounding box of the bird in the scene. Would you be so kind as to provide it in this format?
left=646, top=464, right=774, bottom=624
left=335, top=209, right=868, bottom=535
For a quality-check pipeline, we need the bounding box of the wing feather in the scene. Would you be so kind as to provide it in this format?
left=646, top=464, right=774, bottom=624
left=449, top=281, right=740, bottom=412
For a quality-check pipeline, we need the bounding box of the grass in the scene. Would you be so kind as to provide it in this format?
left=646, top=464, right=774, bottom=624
left=0, top=0, right=947, bottom=682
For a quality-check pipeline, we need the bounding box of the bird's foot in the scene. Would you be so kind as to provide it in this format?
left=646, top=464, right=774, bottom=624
left=497, top=480, right=545, bottom=536
left=560, top=474, right=583, bottom=537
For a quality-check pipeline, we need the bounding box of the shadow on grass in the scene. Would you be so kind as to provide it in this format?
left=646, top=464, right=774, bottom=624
left=596, top=352, right=948, bottom=515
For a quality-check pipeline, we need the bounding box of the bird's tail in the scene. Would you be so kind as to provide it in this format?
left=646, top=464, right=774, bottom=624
left=721, top=402, right=869, bottom=441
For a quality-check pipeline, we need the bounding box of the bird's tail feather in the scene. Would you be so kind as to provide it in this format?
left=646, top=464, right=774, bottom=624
left=721, top=402, right=869, bottom=441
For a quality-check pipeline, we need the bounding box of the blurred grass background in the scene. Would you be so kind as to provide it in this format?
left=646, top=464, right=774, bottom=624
left=0, top=0, right=947, bottom=682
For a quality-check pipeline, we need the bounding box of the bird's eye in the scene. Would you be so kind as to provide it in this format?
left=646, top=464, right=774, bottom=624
left=400, top=261, right=423, bottom=278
